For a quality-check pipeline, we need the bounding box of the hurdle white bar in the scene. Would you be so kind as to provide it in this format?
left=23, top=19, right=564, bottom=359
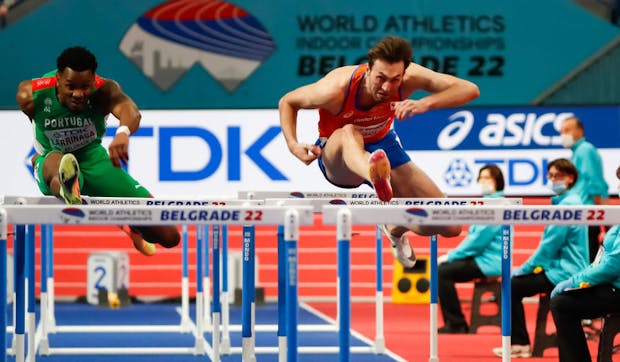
left=239, top=190, right=378, bottom=200
left=180, top=225, right=191, bottom=333
left=323, top=204, right=620, bottom=362
left=1, top=202, right=312, bottom=362
left=322, top=204, right=617, bottom=226
left=203, top=225, right=212, bottom=327
left=265, top=196, right=523, bottom=212
left=1, top=205, right=298, bottom=226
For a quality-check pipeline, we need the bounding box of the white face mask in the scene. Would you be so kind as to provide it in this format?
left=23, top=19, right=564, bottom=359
left=478, top=182, right=495, bottom=195
left=547, top=180, right=567, bottom=195
left=560, top=134, right=575, bottom=148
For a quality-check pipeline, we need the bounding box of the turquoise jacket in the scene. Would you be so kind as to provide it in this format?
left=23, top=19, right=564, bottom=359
left=570, top=137, right=608, bottom=204
left=568, top=225, right=620, bottom=289
left=447, top=191, right=504, bottom=276
left=519, top=188, right=589, bottom=285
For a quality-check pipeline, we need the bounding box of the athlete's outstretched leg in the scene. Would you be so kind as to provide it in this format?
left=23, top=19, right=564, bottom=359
left=388, top=161, right=462, bottom=237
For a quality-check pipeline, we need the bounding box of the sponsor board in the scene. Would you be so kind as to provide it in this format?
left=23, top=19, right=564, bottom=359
left=410, top=207, right=606, bottom=224
left=0, top=0, right=618, bottom=108
left=399, top=107, right=620, bottom=196
left=321, top=205, right=620, bottom=226
left=2, top=107, right=619, bottom=198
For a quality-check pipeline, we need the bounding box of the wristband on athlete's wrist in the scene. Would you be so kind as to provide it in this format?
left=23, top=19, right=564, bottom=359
left=115, top=125, right=131, bottom=136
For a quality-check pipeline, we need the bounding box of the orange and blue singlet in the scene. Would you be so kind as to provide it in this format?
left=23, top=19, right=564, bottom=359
left=315, top=64, right=412, bottom=187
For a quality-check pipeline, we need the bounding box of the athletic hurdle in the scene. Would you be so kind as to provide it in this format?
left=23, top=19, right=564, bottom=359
left=0, top=195, right=262, bottom=360
left=261, top=195, right=521, bottom=362
left=0, top=198, right=306, bottom=362
left=321, top=203, right=620, bottom=362
left=244, top=191, right=387, bottom=361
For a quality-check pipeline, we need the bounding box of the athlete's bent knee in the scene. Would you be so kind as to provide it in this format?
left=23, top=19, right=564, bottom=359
left=158, top=227, right=181, bottom=248
left=441, top=225, right=462, bottom=238
left=141, top=226, right=181, bottom=248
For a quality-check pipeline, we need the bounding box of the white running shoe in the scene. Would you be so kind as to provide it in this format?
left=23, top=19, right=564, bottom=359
left=492, top=345, right=532, bottom=358
left=58, top=153, right=82, bottom=205
left=380, top=225, right=416, bottom=268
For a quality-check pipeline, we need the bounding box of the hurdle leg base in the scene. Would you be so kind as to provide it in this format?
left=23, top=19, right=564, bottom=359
left=39, top=338, right=50, bottom=355
left=193, top=340, right=206, bottom=355
left=374, top=337, right=385, bottom=354
left=242, top=337, right=256, bottom=362
left=278, top=336, right=287, bottom=362
left=179, top=315, right=191, bottom=333
left=221, top=337, right=231, bottom=354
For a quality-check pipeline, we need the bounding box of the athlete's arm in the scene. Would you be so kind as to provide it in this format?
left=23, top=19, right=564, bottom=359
left=394, top=63, right=480, bottom=120
left=16, top=80, right=34, bottom=120
left=97, top=79, right=141, bottom=168
left=278, top=67, right=349, bottom=164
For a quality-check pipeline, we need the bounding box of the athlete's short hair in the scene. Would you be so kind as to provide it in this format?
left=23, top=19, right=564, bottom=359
left=563, top=116, right=584, bottom=131
left=367, top=36, right=412, bottom=70
left=478, top=164, right=505, bottom=191
left=57, top=46, right=98, bottom=73
left=548, top=158, right=579, bottom=188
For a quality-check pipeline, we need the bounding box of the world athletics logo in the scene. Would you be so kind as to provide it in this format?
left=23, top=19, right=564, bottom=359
left=119, top=0, right=276, bottom=92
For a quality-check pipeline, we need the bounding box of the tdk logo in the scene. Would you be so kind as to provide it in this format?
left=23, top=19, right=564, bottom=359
left=444, top=157, right=552, bottom=188
left=436, top=111, right=574, bottom=150
left=119, top=0, right=276, bottom=92
left=25, top=125, right=286, bottom=182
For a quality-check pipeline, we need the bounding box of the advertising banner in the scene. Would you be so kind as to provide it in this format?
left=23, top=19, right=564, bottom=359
left=0, top=0, right=617, bottom=108
left=395, top=106, right=620, bottom=195
left=1, top=106, right=618, bottom=198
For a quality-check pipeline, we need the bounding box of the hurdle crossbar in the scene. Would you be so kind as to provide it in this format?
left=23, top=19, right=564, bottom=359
left=239, top=190, right=378, bottom=200
left=322, top=204, right=616, bottom=226
left=265, top=196, right=522, bottom=212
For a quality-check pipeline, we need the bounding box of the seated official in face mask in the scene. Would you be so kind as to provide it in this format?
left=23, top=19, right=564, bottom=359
left=549, top=164, right=620, bottom=362
left=437, top=164, right=507, bottom=334
left=493, top=158, right=589, bottom=358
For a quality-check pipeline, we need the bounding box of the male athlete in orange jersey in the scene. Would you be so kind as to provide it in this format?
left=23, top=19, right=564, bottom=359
left=279, top=36, right=480, bottom=267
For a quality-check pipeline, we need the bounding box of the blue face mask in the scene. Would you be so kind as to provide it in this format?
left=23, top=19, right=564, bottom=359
left=547, top=180, right=567, bottom=194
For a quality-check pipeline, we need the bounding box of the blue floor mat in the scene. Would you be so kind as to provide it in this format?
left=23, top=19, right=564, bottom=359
left=4, top=302, right=403, bottom=361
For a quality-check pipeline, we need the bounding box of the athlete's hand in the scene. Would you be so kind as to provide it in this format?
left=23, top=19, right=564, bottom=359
left=108, top=133, right=129, bottom=168
left=393, top=99, right=431, bottom=120
left=289, top=142, right=321, bottom=165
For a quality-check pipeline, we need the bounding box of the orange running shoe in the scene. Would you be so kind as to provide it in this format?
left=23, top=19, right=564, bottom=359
left=368, top=149, right=392, bottom=202
left=119, top=225, right=156, bottom=256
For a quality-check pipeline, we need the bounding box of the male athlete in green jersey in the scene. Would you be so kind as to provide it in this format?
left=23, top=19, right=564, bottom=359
left=16, top=46, right=180, bottom=256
